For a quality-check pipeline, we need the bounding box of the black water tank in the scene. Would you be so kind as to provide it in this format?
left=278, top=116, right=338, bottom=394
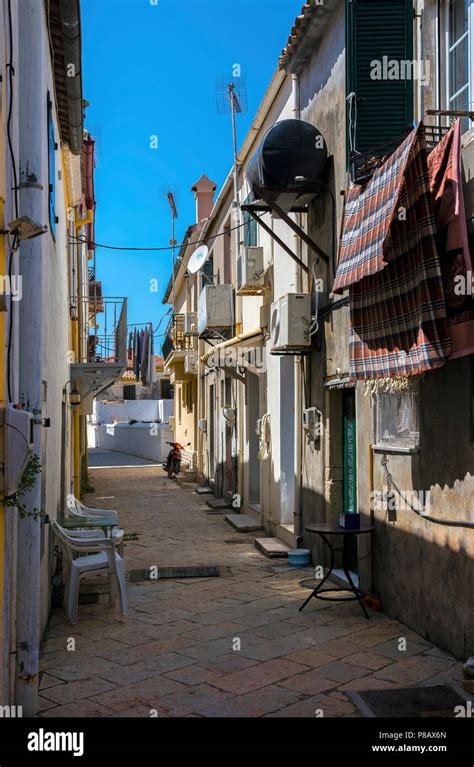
left=247, top=119, right=328, bottom=194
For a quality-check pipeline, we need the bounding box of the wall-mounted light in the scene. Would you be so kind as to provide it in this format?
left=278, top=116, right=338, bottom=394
left=64, top=380, right=82, bottom=408
left=69, top=387, right=82, bottom=407
left=7, top=216, right=47, bottom=241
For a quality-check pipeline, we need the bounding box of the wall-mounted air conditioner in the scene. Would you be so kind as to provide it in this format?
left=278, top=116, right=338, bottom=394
left=184, top=353, right=198, bottom=375
left=270, top=293, right=311, bottom=353
left=236, top=246, right=265, bottom=295
left=184, top=312, right=198, bottom=336
left=198, top=284, right=234, bottom=338
left=4, top=405, right=34, bottom=496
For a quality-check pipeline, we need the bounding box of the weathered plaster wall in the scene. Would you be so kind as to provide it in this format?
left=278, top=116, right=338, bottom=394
left=356, top=360, right=474, bottom=659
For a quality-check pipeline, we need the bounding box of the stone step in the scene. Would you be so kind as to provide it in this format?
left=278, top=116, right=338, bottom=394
left=206, top=497, right=232, bottom=510
left=195, top=486, right=213, bottom=495
left=254, top=537, right=290, bottom=558
left=225, top=514, right=263, bottom=533
left=178, top=472, right=197, bottom=484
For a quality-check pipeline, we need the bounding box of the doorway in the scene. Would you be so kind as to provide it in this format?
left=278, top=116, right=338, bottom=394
left=209, top=384, right=215, bottom=483
left=247, top=372, right=260, bottom=506
left=342, top=388, right=358, bottom=571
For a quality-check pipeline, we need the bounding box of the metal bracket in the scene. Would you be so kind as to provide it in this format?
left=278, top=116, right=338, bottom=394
left=242, top=205, right=309, bottom=275
left=258, top=188, right=329, bottom=264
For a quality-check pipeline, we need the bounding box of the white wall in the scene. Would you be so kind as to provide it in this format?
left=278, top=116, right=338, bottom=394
left=93, top=399, right=173, bottom=425
left=90, top=422, right=172, bottom=462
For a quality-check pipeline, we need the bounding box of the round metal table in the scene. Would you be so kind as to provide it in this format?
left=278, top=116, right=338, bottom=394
left=300, top=521, right=375, bottom=620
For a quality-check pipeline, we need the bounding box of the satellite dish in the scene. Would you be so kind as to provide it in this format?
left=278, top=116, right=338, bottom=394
left=187, top=245, right=209, bottom=274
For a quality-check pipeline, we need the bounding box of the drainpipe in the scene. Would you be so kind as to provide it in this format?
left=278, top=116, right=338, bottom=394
left=58, top=0, right=83, bottom=155
left=292, top=74, right=301, bottom=120
left=415, top=0, right=424, bottom=122
left=293, top=73, right=303, bottom=540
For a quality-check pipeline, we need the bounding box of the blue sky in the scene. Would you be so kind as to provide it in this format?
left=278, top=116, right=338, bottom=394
left=81, top=0, right=301, bottom=344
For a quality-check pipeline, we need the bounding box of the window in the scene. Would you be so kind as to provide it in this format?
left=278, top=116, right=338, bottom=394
left=201, top=254, right=214, bottom=291
left=243, top=196, right=257, bottom=248
left=374, top=386, right=419, bottom=450
left=47, top=94, right=57, bottom=238
left=346, top=0, right=414, bottom=157
left=123, top=385, right=136, bottom=400
left=446, top=0, right=473, bottom=130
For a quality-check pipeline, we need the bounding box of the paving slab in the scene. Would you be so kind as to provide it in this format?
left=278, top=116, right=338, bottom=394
left=254, top=537, right=290, bottom=558
left=225, top=514, right=263, bottom=532
left=38, top=460, right=464, bottom=718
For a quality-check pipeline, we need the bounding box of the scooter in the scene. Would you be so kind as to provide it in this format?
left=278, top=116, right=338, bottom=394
left=163, top=441, right=190, bottom=479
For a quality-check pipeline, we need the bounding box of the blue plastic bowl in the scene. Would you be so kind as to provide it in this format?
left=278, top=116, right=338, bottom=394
left=287, top=549, right=310, bottom=567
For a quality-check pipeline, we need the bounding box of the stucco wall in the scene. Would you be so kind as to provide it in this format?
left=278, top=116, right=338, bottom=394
left=91, top=422, right=172, bottom=463
left=356, top=360, right=474, bottom=659
left=94, top=398, right=173, bottom=425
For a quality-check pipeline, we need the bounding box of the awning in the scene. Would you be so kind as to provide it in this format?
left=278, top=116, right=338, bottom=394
left=201, top=329, right=264, bottom=375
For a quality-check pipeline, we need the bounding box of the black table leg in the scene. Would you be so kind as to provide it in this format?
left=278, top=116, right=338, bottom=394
left=342, top=534, right=370, bottom=620
left=299, top=533, right=334, bottom=611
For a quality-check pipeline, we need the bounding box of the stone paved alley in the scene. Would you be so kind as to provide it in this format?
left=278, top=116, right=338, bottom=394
left=38, top=451, right=464, bottom=718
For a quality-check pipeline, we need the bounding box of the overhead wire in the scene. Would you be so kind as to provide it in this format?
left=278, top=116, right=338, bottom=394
left=68, top=211, right=266, bottom=253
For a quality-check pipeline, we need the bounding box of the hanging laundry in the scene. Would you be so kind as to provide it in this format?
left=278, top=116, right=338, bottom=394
left=428, top=119, right=474, bottom=360
left=134, top=329, right=141, bottom=382
left=334, top=122, right=450, bottom=380
left=146, top=330, right=156, bottom=384
left=140, top=329, right=148, bottom=384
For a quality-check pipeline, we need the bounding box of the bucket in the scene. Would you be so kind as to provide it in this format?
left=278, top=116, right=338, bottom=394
left=287, top=549, right=310, bottom=568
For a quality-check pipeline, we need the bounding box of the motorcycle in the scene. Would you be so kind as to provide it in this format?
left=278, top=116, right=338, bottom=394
left=163, top=441, right=191, bottom=479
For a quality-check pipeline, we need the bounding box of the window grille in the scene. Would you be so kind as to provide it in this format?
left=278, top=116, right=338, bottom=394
left=375, top=386, right=419, bottom=450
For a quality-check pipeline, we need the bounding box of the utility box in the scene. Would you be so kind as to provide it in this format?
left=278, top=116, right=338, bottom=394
left=270, top=293, right=311, bottom=353
left=198, top=284, right=234, bottom=339
left=4, top=405, right=34, bottom=497
left=303, top=407, right=322, bottom=440
left=184, top=353, right=198, bottom=375
left=236, top=247, right=265, bottom=295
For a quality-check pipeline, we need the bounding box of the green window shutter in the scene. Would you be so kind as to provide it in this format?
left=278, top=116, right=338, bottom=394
left=346, top=0, right=414, bottom=156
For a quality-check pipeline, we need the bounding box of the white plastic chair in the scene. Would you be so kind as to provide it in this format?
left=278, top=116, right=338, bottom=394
left=52, top=520, right=128, bottom=625
left=66, top=494, right=125, bottom=555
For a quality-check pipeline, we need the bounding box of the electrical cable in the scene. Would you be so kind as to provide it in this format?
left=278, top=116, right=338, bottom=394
left=68, top=211, right=266, bottom=253
left=6, top=0, right=18, bottom=404
left=381, top=456, right=474, bottom=530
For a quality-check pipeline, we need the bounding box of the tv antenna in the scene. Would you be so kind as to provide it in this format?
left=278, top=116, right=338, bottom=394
left=216, top=73, right=248, bottom=226
left=165, top=189, right=179, bottom=307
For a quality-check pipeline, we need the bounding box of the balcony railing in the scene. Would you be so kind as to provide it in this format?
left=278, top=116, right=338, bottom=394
left=349, top=124, right=451, bottom=185
left=78, top=296, right=127, bottom=364
left=162, top=313, right=195, bottom=361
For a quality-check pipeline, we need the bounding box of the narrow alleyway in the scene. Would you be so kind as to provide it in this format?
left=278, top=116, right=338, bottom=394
left=38, top=452, right=463, bottom=718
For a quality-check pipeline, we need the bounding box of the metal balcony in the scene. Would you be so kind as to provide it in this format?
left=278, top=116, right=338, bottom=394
left=70, top=297, right=128, bottom=411
left=162, top=313, right=196, bottom=363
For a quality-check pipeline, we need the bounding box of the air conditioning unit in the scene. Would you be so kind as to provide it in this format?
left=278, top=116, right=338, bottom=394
left=236, top=247, right=265, bottom=295
left=184, top=312, right=198, bottom=336
left=270, top=293, right=312, bottom=353
left=184, top=353, right=198, bottom=375
left=198, top=284, right=234, bottom=338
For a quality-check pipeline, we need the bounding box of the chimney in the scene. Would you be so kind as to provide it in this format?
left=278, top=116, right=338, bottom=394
left=191, top=174, right=217, bottom=223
